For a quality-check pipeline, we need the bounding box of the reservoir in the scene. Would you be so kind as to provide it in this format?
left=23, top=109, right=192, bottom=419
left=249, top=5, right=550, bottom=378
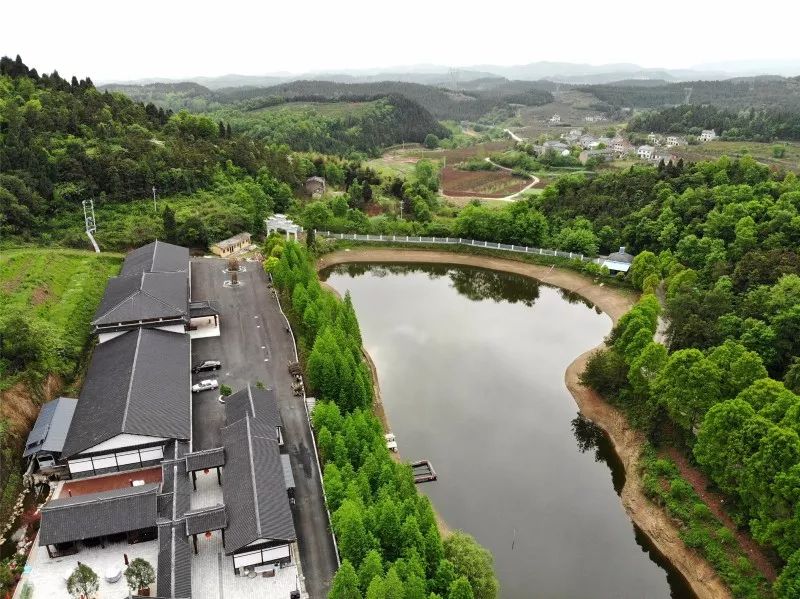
left=322, top=263, right=692, bottom=599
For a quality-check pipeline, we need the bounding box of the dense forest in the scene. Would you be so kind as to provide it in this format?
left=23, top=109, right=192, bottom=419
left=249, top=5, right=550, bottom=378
left=628, top=104, right=800, bottom=141
left=0, top=55, right=308, bottom=238
left=214, top=94, right=450, bottom=155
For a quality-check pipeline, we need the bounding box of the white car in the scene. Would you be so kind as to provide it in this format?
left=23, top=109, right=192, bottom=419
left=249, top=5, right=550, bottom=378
left=192, top=379, right=219, bottom=393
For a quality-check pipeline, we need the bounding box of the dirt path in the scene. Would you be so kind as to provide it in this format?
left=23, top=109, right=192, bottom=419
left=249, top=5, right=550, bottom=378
left=318, top=248, right=733, bottom=598
left=663, top=447, right=777, bottom=581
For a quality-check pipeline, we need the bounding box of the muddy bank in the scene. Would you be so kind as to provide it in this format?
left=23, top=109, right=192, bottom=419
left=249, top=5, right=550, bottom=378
left=317, top=248, right=730, bottom=599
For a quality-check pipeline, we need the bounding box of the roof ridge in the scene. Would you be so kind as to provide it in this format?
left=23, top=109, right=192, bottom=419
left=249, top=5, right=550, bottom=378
left=92, top=280, right=140, bottom=323
left=46, top=484, right=157, bottom=509
left=120, top=328, right=143, bottom=431
left=152, top=239, right=159, bottom=273
left=247, top=384, right=256, bottom=418
left=245, top=415, right=263, bottom=539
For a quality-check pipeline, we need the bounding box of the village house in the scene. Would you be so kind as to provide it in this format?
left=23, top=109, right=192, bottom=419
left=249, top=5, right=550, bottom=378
left=601, top=246, right=635, bottom=273
left=647, top=132, right=663, bottom=145
left=666, top=135, right=688, bottom=147
left=541, top=140, right=570, bottom=156
left=612, top=139, right=635, bottom=155
left=563, top=129, right=583, bottom=143
left=549, top=113, right=561, bottom=124
left=579, top=134, right=597, bottom=149
left=304, top=176, right=326, bottom=198
left=637, top=145, right=654, bottom=160
left=651, top=149, right=678, bottom=164
left=211, top=232, right=252, bottom=257
left=700, top=129, right=717, bottom=142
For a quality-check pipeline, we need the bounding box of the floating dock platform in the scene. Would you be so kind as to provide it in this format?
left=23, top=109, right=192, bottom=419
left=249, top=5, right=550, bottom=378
left=411, top=459, right=437, bottom=483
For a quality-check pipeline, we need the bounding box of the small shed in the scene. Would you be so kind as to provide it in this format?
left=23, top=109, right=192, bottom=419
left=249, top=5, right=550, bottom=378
left=23, top=397, right=78, bottom=471
left=211, top=232, right=252, bottom=257
left=601, top=246, right=635, bottom=273
left=305, top=176, right=326, bottom=198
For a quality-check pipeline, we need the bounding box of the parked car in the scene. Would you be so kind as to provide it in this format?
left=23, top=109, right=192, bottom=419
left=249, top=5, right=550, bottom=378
left=192, top=379, right=219, bottom=393
left=192, top=360, right=221, bottom=373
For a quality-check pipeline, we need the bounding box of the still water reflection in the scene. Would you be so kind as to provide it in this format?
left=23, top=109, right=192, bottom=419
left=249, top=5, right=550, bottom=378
left=322, top=263, right=693, bottom=599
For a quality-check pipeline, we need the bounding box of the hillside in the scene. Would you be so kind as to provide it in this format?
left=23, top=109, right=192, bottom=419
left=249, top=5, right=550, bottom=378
left=251, top=79, right=553, bottom=121
left=0, top=56, right=293, bottom=238
left=585, top=76, right=800, bottom=111
left=0, top=249, right=122, bottom=522
left=210, top=93, right=450, bottom=154
left=103, top=78, right=554, bottom=122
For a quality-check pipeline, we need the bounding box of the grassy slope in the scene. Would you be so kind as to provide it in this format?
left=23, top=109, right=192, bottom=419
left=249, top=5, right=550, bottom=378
left=252, top=100, right=378, bottom=117
left=1, top=248, right=122, bottom=389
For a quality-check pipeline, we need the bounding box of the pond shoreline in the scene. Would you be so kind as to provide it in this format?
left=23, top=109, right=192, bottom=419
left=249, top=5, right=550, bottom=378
left=317, top=248, right=730, bottom=599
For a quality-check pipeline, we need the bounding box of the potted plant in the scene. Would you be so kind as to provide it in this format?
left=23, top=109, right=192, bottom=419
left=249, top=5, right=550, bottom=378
left=67, top=563, right=98, bottom=599
left=124, top=558, right=155, bottom=597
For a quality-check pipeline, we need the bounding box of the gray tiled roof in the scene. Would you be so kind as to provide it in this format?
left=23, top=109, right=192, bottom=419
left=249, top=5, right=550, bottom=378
left=120, top=240, right=189, bottom=277
left=157, top=523, right=192, bottom=599
left=92, top=271, right=189, bottom=327
left=222, top=415, right=296, bottom=554
left=189, top=300, right=219, bottom=318
left=185, top=505, right=227, bottom=535
left=39, top=483, right=158, bottom=546
left=62, top=329, right=191, bottom=458
left=281, top=454, right=295, bottom=490
left=225, top=385, right=282, bottom=431
left=23, top=397, right=78, bottom=458
left=185, top=447, right=225, bottom=472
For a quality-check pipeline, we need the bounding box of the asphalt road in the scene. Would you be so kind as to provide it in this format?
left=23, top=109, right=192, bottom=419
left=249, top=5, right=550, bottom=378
left=190, top=257, right=338, bottom=598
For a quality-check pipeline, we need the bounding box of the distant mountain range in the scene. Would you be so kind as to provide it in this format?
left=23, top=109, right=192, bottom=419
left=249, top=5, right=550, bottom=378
left=98, top=60, right=800, bottom=89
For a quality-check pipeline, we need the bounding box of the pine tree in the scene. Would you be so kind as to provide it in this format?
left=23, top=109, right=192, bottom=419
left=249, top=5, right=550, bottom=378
left=358, top=549, right=384, bottom=591
left=329, top=560, right=362, bottom=599
left=218, top=121, right=226, bottom=138
left=448, top=577, right=474, bottom=599
left=226, top=123, right=232, bottom=138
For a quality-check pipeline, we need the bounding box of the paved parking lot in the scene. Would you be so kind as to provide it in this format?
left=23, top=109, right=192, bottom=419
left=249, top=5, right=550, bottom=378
left=190, top=258, right=337, bottom=598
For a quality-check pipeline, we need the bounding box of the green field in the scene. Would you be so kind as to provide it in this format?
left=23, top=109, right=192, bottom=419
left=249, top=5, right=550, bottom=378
left=1, top=248, right=122, bottom=387
left=253, top=100, right=378, bottom=117
left=672, top=140, right=800, bottom=171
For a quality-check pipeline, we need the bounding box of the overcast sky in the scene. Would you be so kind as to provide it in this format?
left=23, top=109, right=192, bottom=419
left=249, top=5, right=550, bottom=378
left=5, top=0, right=800, bottom=80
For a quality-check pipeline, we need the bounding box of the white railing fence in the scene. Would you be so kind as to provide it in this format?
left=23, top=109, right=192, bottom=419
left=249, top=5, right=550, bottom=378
left=315, top=230, right=602, bottom=263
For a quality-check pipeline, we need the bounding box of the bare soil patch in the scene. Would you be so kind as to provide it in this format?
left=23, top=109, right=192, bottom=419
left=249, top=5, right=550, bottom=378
left=31, top=285, right=50, bottom=306
left=441, top=166, right=530, bottom=198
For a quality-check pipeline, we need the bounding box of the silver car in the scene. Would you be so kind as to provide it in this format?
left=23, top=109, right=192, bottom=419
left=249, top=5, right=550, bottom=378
left=192, top=379, right=219, bottom=393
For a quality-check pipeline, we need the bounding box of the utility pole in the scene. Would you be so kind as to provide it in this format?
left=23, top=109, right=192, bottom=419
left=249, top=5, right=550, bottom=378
left=82, top=199, right=100, bottom=253
left=399, top=200, right=403, bottom=220
left=152, top=186, right=157, bottom=212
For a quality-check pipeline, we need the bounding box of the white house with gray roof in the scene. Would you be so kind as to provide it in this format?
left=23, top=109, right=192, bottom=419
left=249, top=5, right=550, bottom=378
left=61, top=327, right=191, bottom=477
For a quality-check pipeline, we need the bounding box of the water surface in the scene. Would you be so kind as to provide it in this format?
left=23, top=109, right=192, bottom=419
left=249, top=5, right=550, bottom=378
left=322, top=263, right=693, bottom=599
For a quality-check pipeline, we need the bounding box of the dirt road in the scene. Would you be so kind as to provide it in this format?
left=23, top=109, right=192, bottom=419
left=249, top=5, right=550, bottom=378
left=318, top=248, right=732, bottom=599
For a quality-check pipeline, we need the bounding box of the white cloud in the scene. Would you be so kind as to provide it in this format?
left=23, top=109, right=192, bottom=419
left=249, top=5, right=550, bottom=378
left=4, top=0, right=800, bottom=80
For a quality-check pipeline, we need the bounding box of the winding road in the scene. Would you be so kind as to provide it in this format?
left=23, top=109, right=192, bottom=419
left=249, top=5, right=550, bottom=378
left=481, top=157, right=540, bottom=201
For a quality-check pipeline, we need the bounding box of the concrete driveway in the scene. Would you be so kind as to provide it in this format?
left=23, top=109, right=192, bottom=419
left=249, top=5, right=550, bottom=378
left=190, top=257, right=338, bottom=598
